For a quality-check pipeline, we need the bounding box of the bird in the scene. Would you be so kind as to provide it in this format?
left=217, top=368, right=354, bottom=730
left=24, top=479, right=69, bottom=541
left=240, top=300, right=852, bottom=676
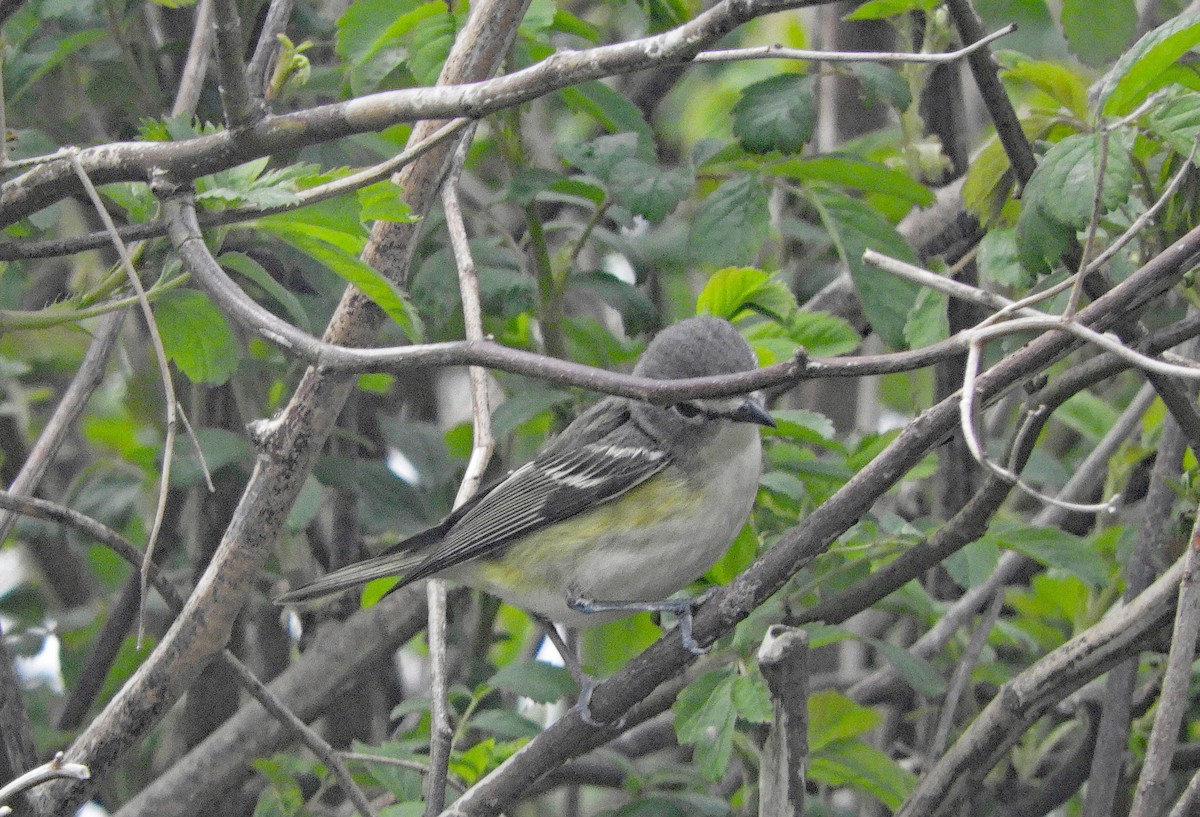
left=276, top=316, right=772, bottom=689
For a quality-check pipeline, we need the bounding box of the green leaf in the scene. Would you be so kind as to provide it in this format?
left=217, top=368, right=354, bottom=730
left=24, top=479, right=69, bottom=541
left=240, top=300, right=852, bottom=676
left=487, top=661, right=576, bottom=704
left=706, top=523, right=758, bottom=584
left=962, top=135, right=1015, bottom=224
left=731, top=74, right=816, bottom=155
left=808, top=188, right=921, bottom=349
left=986, top=522, right=1111, bottom=588
left=1061, top=0, right=1136, bottom=66
left=559, top=132, right=649, bottom=180
left=868, top=638, right=946, bottom=696
left=337, top=0, right=445, bottom=94
left=731, top=674, right=773, bottom=724
left=607, top=158, right=693, bottom=222
left=772, top=156, right=933, bottom=206
left=809, top=738, right=916, bottom=810
left=1145, top=92, right=1200, bottom=156
left=807, top=689, right=881, bottom=751
left=568, top=271, right=657, bottom=334
left=903, top=287, right=949, bottom=349
left=169, top=428, right=252, bottom=488
left=769, top=408, right=836, bottom=445
left=358, top=181, right=419, bottom=224
left=408, top=10, right=456, bottom=85
left=674, top=671, right=737, bottom=781
left=689, top=177, right=771, bottom=269
left=1017, top=132, right=1134, bottom=276
left=844, top=0, right=939, bottom=21
left=1000, top=58, right=1090, bottom=119
left=1100, top=12, right=1200, bottom=116
left=977, top=227, right=1027, bottom=287
left=154, top=290, right=239, bottom=385
left=696, top=267, right=797, bottom=322
left=270, top=231, right=423, bottom=340
left=849, top=62, right=912, bottom=112
left=11, top=29, right=107, bottom=103
left=560, top=82, right=653, bottom=143
left=218, top=251, right=312, bottom=332
left=786, top=311, right=861, bottom=356
left=1057, top=389, right=1122, bottom=442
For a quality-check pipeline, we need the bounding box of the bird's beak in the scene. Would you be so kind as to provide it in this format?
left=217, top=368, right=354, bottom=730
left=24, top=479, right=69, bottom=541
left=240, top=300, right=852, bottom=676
left=730, top=396, right=775, bottom=427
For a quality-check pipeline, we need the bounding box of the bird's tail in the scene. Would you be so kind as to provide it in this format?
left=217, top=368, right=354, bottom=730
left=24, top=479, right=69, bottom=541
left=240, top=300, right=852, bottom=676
left=275, top=551, right=425, bottom=605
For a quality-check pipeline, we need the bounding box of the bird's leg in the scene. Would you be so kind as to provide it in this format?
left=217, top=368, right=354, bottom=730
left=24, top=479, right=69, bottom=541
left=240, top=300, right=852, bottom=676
left=566, top=586, right=718, bottom=655
left=530, top=614, right=620, bottom=728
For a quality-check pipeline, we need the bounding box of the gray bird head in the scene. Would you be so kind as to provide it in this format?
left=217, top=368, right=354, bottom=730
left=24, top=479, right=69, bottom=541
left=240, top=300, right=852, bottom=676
left=630, top=317, right=774, bottom=460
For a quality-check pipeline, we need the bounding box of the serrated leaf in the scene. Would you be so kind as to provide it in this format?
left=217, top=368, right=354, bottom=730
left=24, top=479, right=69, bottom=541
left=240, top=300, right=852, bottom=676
left=607, top=158, right=693, bottom=222
left=560, top=82, right=653, bottom=143
left=849, top=62, right=912, bottom=111
left=731, top=674, right=773, bottom=724
left=985, top=523, right=1111, bottom=588
left=1100, top=12, right=1200, bottom=116
left=558, top=132, right=647, bottom=180
left=977, top=227, right=1028, bottom=287
left=903, top=287, right=949, bottom=348
left=270, top=231, right=423, bottom=340
left=689, top=177, right=771, bottom=269
left=1145, top=92, right=1200, bottom=156
left=1061, top=0, right=1136, bottom=67
left=358, top=181, right=419, bottom=224
left=807, top=689, right=881, bottom=751
left=809, top=738, right=916, bottom=810
left=409, top=10, right=455, bottom=85
left=155, top=290, right=239, bottom=385
left=771, top=155, right=933, bottom=205
left=770, top=408, right=835, bottom=444
left=674, top=671, right=737, bottom=781
left=808, top=188, right=921, bottom=349
left=487, top=661, right=576, bottom=703
left=1016, top=132, right=1133, bottom=275
left=731, top=73, right=815, bottom=154
left=696, top=267, right=797, bottom=322
left=1000, top=58, right=1090, bottom=119
left=337, top=0, right=446, bottom=94
left=868, top=638, right=946, bottom=696
left=219, top=251, right=312, bottom=332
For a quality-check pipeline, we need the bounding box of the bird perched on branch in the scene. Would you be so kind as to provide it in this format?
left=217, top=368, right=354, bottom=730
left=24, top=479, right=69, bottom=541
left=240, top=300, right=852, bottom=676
left=277, top=316, right=772, bottom=708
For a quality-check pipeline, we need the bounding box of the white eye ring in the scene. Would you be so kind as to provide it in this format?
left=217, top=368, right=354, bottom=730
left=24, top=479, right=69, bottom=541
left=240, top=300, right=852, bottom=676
left=672, top=402, right=704, bottom=419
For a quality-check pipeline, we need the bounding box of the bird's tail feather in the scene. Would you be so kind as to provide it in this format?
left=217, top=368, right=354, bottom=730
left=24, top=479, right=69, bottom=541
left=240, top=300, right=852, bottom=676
left=275, top=551, right=424, bottom=605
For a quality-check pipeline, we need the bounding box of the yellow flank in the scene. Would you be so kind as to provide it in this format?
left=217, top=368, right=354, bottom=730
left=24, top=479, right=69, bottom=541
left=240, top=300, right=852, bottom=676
left=474, top=470, right=697, bottom=591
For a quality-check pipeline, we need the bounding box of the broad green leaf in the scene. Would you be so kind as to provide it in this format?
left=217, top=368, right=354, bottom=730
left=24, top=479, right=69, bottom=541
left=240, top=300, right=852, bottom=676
left=696, top=267, right=797, bottom=322
left=760, top=471, right=807, bottom=501
left=358, top=181, right=419, bottom=224
left=961, top=134, right=1015, bottom=223
left=1145, top=92, right=1200, bottom=156
left=1000, top=57, right=1090, bottom=119
left=807, top=689, right=881, bottom=751
left=706, top=523, right=758, bottom=584
left=772, top=156, right=933, bottom=205
left=408, top=10, right=456, bottom=85
left=558, top=132, right=648, bottom=180
left=519, top=0, right=555, bottom=36
left=903, top=287, right=949, bottom=349
left=809, top=738, right=916, bottom=809
left=11, top=29, right=107, bottom=103
left=155, top=290, right=239, bottom=385
left=337, top=0, right=446, bottom=94
left=1017, top=132, right=1134, bottom=275
left=808, top=188, right=921, bottom=349
left=868, top=639, right=946, bottom=696
left=1100, top=12, right=1200, bottom=116
left=272, top=232, right=422, bottom=340
left=731, top=74, right=816, bottom=155
left=1057, top=389, right=1122, bottom=442
left=1061, top=0, right=1136, bottom=67
left=977, top=227, right=1027, bottom=287
left=986, top=523, right=1111, bottom=588
left=674, top=671, right=737, bottom=781
left=219, top=251, right=312, bottom=332
left=487, top=661, right=576, bottom=704
left=169, top=428, right=251, bottom=488
left=560, top=82, right=653, bottom=143
left=607, top=158, right=693, bottom=222
left=786, top=311, right=861, bottom=356
left=569, top=271, right=657, bottom=334
left=844, top=0, right=939, bottom=20
left=286, top=475, right=325, bottom=532
left=769, top=408, right=836, bottom=445
left=849, top=63, right=912, bottom=112
left=689, top=177, right=771, bottom=269
left=731, top=674, right=773, bottom=724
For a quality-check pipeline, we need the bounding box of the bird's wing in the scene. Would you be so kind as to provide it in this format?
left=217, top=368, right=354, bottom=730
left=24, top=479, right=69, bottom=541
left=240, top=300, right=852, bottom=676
left=392, top=400, right=670, bottom=585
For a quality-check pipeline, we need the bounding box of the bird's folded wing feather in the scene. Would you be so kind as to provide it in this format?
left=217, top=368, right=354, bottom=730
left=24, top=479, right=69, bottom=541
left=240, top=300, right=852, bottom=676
left=394, top=400, right=670, bottom=584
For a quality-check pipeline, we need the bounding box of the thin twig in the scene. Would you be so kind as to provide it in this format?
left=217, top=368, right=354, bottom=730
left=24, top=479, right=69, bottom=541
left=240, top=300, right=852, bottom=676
left=171, top=0, right=214, bottom=118
left=1129, top=510, right=1200, bottom=817
left=428, top=127, right=490, bottom=817
left=692, top=23, right=1015, bottom=65
left=340, top=753, right=467, bottom=792
left=0, top=753, right=90, bottom=809
left=67, top=152, right=195, bottom=646
left=1066, top=128, right=1111, bottom=318
left=928, top=590, right=1003, bottom=759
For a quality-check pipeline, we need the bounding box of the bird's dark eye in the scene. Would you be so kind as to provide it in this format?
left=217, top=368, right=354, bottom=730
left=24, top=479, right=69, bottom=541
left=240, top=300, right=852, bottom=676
left=672, top=402, right=703, bottom=419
